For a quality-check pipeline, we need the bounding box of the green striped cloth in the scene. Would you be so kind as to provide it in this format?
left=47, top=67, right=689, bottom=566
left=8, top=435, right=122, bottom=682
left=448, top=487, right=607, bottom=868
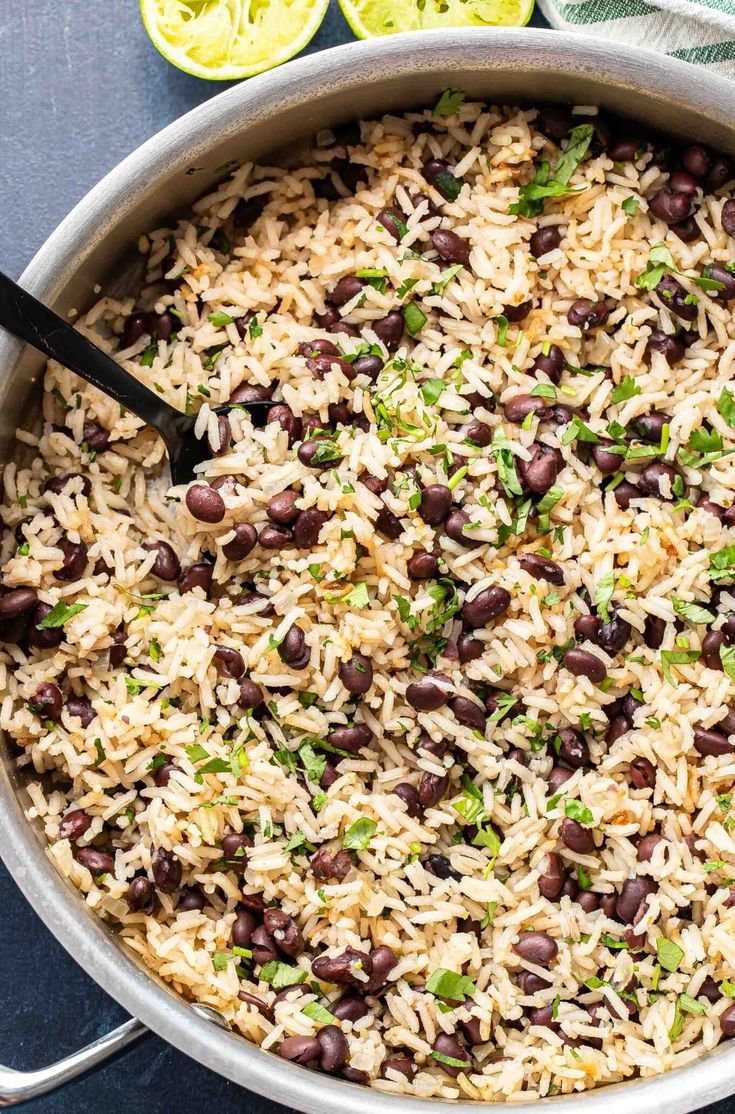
left=538, top=0, right=735, bottom=76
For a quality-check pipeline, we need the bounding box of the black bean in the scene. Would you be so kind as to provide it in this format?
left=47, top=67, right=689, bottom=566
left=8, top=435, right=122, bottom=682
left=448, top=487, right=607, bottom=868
left=432, top=1033, right=471, bottom=1078
left=394, top=782, right=421, bottom=817
left=557, top=728, right=590, bottom=769
left=513, top=930, right=558, bottom=965
left=267, top=403, right=302, bottom=446
left=373, top=503, right=402, bottom=541
left=715, top=1003, right=735, bottom=1040
left=519, top=553, right=564, bottom=585
left=630, top=756, right=656, bottom=790
left=682, top=145, right=711, bottom=178
left=530, top=344, right=565, bottom=384
left=312, top=947, right=371, bottom=985
left=154, top=761, right=178, bottom=788
left=59, top=809, right=92, bottom=842
left=377, top=206, right=406, bottom=242
left=418, top=484, right=452, bottom=526
left=143, top=540, right=180, bottom=581
left=151, top=848, right=181, bottom=893
left=704, top=630, right=728, bottom=671
left=424, top=853, right=460, bottom=880
left=121, top=313, right=151, bottom=347
left=417, top=733, right=449, bottom=760
left=535, top=106, right=572, bottom=142
left=639, top=462, right=679, bottom=500
left=339, top=652, right=373, bottom=695
left=185, top=484, right=225, bottom=524
left=649, top=189, right=693, bottom=223
left=457, top=630, right=483, bottom=663
left=643, top=615, right=666, bottom=649
left=279, top=624, right=310, bottom=670
left=462, top=586, right=511, bottom=628
left=503, top=299, right=533, bottom=323
left=563, top=647, right=607, bottom=683
left=327, top=276, right=364, bottom=306
left=431, top=229, right=470, bottom=266
left=634, top=410, right=669, bottom=443
left=292, top=508, right=327, bottom=549
left=538, top=851, right=566, bottom=900
left=410, top=190, right=440, bottom=217
left=667, top=170, right=698, bottom=197
left=221, top=831, right=251, bottom=865
left=591, top=442, right=622, bottom=475
left=108, top=626, right=127, bottom=667
left=332, top=996, right=370, bottom=1022
left=0, top=587, right=37, bottom=619
left=706, top=264, right=735, bottom=301
left=504, top=394, right=550, bottom=424
left=259, top=523, right=293, bottom=549
left=329, top=723, right=372, bottom=753
left=560, top=818, right=595, bottom=854
left=373, top=309, right=404, bottom=352
left=178, top=886, right=205, bottom=911
left=697, top=494, right=726, bottom=521
left=366, top=944, right=399, bottom=992
left=45, top=472, right=92, bottom=498
left=655, top=273, right=698, bottom=320
left=530, top=226, right=561, bottom=257
left=381, top=1057, right=417, bottom=1079
left=617, top=876, right=656, bottom=924
left=449, top=696, right=486, bottom=732
left=310, top=847, right=353, bottom=881
left=422, top=158, right=459, bottom=199
left=597, top=611, right=631, bottom=655
left=407, top=550, right=438, bottom=579
left=179, top=562, right=213, bottom=596
left=722, top=199, right=735, bottom=237
left=251, top=924, right=278, bottom=964
left=698, top=976, right=721, bottom=1003
left=212, top=646, right=245, bottom=679
left=672, top=217, right=700, bottom=243
left=29, top=682, right=62, bottom=720
left=601, top=893, right=619, bottom=920
left=606, top=715, right=629, bottom=746
left=65, top=696, right=96, bottom=727
left=317, top=1025, right=349, bottom=1073
left=127, top=876, right=154, bottom=912
left=278, top=1036, right=321, bottom=1064
left=517, top=970, right=551, bottom=993
left=636, top=833, right=664, bottom=862
left=693, top=726, right=733, bottom=756
left=417, top=771, right=449, bottom=809
left=222, top=523, right=258, bottom=562
left=518, top=444, right=560, bottom=494
left=76, top=847, right=115, bottom=876
left=646, top=329, right=685, bottom=364
left=464, top=419, right=492, bottom=447
left=567, top=298, right=610, bottom=330
left=307, top=353, right=355, bottom=381
left=608, top=138, right=640, bottom=161
left=229, top=382, right=272, bottom=405
left=297, top=438, right=343, bottom=470
left=235, top=678, right=262, bottom=712
left=263, top=908, right=305, bottom=957
left=717, top=706, right=735, bottom=736
left=406, top=676, right=451, bottom=711
left=267, top=490, right=300, bottom=525
left=444, top=508, right=480, bottom=548
left=353, top=354, right=384, bottom=379
left=82, top=421, right=110, bottom=453
left=613, top=481, right=639, bottom=510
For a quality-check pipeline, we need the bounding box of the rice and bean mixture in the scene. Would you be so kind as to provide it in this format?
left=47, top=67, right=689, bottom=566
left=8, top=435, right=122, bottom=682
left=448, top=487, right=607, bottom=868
left=4, top=93, right=735, bottom=1100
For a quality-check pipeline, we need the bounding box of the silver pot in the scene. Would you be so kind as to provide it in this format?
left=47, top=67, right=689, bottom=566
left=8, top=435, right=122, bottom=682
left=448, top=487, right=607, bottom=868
left=1, top=27, right=734, bottom=1112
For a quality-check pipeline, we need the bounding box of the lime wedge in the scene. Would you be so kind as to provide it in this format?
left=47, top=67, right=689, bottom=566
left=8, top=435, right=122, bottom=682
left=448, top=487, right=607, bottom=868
left=339, top=0, right=534, bottom=37
left=140, top=0, right=330, bottom=80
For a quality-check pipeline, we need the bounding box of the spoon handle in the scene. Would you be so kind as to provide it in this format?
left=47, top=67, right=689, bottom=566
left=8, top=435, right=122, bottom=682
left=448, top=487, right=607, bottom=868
left=0, top=270, right=177, bottom=432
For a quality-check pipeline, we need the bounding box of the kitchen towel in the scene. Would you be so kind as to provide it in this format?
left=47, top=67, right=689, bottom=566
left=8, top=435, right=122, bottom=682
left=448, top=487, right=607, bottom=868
left=537, top=0, right=735, bottom=77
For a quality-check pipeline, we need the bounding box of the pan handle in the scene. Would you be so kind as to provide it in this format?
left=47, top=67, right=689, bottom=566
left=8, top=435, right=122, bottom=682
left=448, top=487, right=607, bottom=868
left=0, top=1017, right=147, bottom=1107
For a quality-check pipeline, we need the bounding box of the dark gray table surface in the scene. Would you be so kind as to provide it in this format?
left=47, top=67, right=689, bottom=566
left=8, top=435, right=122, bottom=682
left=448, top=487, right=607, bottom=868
left=1, top=3, right=734, bottom=1112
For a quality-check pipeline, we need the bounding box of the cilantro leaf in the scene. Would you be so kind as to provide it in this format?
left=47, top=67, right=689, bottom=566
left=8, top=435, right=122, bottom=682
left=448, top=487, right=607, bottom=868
left=594, top=571, right=615, bottom=624
left=433, top=88, right=466, bottom=116
left=672, top=598, right=715, bottom=625
left=656, top=937, right=684, bottom=973
left=611, top=375, right=641, bottom=404
left=342, top=817, right=377, bottom=851
left=36, top=600, right=87, bottom=629
left=718, top=386, right=735, bottom=428
left=421, top=378, right=446, bottom=406
left=259, top=960, right=307, bottom=988
left=426, top=968, right=476, bottom=1003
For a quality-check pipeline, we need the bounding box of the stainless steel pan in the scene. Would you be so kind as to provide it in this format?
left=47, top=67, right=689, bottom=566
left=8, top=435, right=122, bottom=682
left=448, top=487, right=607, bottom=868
left=2, top=27, right=735, bottom=1112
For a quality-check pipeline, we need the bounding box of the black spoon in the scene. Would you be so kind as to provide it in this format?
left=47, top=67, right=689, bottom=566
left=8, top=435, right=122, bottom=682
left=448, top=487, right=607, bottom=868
left=0, top=271, right=274, bottom=485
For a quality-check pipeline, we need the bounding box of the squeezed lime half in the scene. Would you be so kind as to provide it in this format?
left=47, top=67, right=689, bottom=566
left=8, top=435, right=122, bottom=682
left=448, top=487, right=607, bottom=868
left=140, top=0, right=330, bottom=80
left=338, top=0, right=534, bottom=37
